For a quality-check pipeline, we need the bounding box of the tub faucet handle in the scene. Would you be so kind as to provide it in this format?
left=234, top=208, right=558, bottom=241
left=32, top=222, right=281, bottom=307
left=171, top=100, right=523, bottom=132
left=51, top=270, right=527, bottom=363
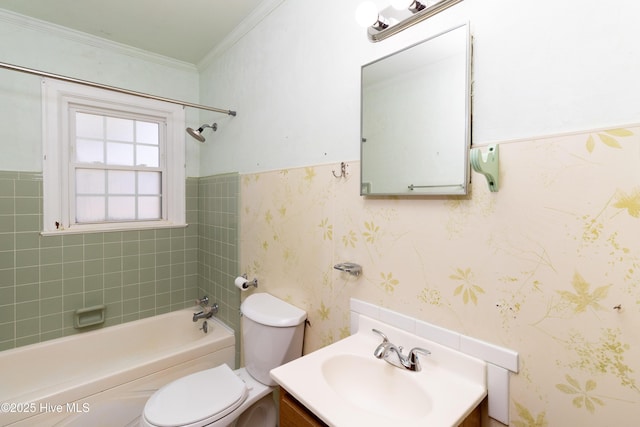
left=196, top=296, right=209, bottom=307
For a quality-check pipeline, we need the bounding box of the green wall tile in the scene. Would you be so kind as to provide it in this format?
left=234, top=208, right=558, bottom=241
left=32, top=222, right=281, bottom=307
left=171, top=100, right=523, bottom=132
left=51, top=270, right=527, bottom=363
left=15, top=283, right=39, bottom=303
left=40, top=296, right=63, bottom=316
left=123, top=241, right=139, bottom=256
left=62, top=234, right=84, bottom=246
left=0, top=216, right=15, bottom=234
left=104, top=287, right=122, bottom=304
left=84, top=275, right=104, bottom=292
left=14, top=180, right=39, bottom=197
left=0, top=199, right=14, bottom=215
left=0, top=180, right=14, bottom=197
left=40, top=313, right=63, bottom=334
left=15, top=215, right=40, bottom=232
left=0, top=251, right=14, bottom=269
left=84, top=290, right=104, bottom=307
left=103, top=242, right=122, bottom=258
left=63, top=293, right=84, bottom=311
left=63, top=245, right=83, bottom=263
left=40, top=247, right=62, bottom=265
left=104, top=257, right=122, bottom=274
left=84, top=259, right=103, bottom=276
left=104, top=232, right=123, bottom=243
left=84, top=233, right=103, bottom=245
left=15, top=198, right=39, bottom=215
left=40, top=281, right=62, bottom=299
left=16, top=266, right=38, bottom=285
left=123, top=231, right=140, bottom=242
left=40, top=235, right=62, bottom=248
left=16, top=317, right=39, bottom=338
left=16, top=249, right=39, bottom=267
left=84, top=243, right=104, bottom=260
left=63, top=261, right=83, bottom=279
left=122, top=255, right=140, bottom=271
left=0, top=321, right=15, bottom=342
left=0, top=304, right=14, bottom=323
left=0, top=233, right=13, bottom=251
left=104, top=272, right=122, bottom=289
left=0, top=173, right=239, bottom=354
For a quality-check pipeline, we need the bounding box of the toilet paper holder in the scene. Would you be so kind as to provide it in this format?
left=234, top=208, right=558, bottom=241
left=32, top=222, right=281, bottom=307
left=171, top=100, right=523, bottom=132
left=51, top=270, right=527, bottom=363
left=334, top=262, right=362, bottom=277
left=239, top=274, right=258, bottom=289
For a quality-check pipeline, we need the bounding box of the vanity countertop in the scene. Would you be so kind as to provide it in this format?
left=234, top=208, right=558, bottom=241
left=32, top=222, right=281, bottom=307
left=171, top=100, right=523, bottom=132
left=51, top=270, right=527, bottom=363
left=271, top=315, right=487, bottom=427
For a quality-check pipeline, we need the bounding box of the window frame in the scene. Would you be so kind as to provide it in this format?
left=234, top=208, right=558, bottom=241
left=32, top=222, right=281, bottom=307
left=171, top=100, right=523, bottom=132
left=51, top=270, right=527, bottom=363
left=42, top=78, right=186, bottom=235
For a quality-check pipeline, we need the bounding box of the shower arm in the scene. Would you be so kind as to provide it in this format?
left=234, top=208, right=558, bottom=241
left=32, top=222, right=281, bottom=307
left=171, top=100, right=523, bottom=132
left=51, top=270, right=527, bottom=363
left=0, top=60, right=237, bottom=116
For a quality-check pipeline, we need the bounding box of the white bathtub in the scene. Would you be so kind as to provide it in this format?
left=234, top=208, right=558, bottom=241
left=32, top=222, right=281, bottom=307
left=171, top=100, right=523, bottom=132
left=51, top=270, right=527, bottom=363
left=0, top=308, right=235, bottom=426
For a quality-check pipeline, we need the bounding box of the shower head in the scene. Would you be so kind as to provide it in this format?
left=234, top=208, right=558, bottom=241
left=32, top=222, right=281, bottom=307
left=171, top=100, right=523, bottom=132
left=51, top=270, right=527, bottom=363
left=186, top=123, right=217, bottom=143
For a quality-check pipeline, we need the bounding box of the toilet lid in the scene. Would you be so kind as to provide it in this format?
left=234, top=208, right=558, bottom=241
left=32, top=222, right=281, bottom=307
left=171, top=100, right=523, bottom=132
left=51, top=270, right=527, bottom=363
left=143, top=364, right=248, bottom=427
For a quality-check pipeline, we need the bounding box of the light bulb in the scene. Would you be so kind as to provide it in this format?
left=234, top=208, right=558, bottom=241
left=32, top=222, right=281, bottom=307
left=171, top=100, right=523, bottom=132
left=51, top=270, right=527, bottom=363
left=391, top=0, right=426, bottom=12
left=355, top=1, right=380, bottom=28
left=390, top=0, right=414, bottom=10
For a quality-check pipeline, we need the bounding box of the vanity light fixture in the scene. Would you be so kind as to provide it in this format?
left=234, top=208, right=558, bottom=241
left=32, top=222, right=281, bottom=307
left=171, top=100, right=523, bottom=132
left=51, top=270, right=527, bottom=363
left=390, top=0, right=426, bottom=12
left=355, top=1, right=390, bottom=31
left=356, top=0, right=464, bottom=42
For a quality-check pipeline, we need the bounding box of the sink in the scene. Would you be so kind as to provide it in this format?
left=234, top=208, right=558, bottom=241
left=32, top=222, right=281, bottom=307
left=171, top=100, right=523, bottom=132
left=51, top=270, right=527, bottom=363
left=270, top=314, right=487, bottom=426
left=321, top=354, right=432, bottom=420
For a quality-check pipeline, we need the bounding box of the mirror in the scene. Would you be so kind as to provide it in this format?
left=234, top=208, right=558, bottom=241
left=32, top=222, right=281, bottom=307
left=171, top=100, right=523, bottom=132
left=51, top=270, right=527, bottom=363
left=360, top=23, right=471, bottom=196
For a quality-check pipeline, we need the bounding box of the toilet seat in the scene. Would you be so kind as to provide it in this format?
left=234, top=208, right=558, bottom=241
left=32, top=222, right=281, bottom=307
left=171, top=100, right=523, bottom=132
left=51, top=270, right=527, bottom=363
left=142, top=364, right=249, bottom=427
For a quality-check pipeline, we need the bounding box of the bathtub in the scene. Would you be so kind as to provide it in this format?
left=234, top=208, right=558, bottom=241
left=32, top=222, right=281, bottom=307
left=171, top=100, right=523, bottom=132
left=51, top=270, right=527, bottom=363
left=0, top=308, right=235, bottom=426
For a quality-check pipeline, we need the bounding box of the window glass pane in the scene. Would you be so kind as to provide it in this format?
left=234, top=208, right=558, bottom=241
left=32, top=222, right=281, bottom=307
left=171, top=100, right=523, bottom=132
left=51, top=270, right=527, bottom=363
left=76, top=169, right=105, bottom=194
left=76, top=112, right=104, bottom=139
left=106, top=142, right=134, bottom=166
left=106, top=117, right=133, bottom=141
left=108, top=170, right=136, bottom=195
left=137, top=121, right=159, bottom=145
left=76, top=196, right=106, bottom=223
left=76, top=139, right=104, bottom=163
left=136, top=145, right=159, bottom=167
left=138, top=172, right=161, bottom=195
left=107, top=196, right=135, bottom=221
left=138, top=196, right=161, bottom=220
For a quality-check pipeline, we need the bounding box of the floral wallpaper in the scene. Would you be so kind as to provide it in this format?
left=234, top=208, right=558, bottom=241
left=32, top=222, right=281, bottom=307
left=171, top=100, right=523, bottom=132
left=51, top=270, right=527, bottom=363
left=240, top=126, right=640, bottom=426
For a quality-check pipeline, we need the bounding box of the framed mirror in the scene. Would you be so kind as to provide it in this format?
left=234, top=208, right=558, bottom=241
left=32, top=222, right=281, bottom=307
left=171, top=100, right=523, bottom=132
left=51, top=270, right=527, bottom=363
left=360, top=23, right=471, bottom=196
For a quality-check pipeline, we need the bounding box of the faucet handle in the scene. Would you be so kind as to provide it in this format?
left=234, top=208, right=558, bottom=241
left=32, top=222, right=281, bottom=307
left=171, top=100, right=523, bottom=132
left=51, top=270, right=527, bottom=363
left=409, top=347, right=431, bottom=358
left=372, top=328, right=389, bottom=343
left=408, top=347, right=431, bottom=371
left=195, top=296, right=209, bottom=307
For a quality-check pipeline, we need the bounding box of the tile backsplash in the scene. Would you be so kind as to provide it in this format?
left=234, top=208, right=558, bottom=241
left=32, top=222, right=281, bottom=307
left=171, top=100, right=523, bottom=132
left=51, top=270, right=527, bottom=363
left=196, top=173, right=241, bottom=363
left=0, top=172, right=239, bottom=353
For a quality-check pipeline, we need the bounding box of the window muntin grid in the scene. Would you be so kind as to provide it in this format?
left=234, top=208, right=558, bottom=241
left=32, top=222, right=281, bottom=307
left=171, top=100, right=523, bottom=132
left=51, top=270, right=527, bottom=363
left=71, top=109, right=164, bottom=224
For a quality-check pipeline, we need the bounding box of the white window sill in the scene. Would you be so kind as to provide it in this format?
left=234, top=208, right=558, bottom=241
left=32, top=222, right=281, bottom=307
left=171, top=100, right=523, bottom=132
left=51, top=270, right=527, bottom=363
left=40, top=221, right=189, bottom=236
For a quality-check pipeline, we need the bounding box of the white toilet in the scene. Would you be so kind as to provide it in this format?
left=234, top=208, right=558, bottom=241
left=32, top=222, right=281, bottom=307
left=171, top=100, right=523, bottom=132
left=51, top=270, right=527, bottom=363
left=140, top=293, right=307, bottom=427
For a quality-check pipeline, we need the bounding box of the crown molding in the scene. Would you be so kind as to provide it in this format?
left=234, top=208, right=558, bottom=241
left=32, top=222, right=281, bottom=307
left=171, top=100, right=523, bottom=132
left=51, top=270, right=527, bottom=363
left=197, top=0, right=286, bottom=71
left=0, top=8, right=197, bottom=72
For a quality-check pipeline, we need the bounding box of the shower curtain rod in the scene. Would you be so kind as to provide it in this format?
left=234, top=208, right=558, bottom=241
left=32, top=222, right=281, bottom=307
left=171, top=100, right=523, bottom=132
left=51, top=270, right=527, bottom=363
left=0, top=60, right=237, bottom=116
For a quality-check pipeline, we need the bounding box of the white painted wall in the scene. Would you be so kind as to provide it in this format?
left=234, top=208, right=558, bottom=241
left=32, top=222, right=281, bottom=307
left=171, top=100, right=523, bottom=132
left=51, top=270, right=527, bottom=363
left=199, top=0, right=640, bottom=176
left=0, top=12, right=201, bottom=175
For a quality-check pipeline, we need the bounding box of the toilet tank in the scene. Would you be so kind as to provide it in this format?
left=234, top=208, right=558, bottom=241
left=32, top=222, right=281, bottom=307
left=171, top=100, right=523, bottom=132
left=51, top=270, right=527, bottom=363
left=240, top=293, right=307, bottom=386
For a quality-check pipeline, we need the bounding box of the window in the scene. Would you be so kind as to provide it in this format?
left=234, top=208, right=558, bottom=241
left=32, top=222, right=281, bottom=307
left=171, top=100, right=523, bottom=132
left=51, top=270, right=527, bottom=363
left=42, top=78, right=186, bottom=234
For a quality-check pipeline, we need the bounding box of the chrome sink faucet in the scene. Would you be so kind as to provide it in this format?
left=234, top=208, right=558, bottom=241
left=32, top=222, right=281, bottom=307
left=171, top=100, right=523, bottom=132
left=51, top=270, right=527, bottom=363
left=372, top=329, right=431, bottom=372
left=192, top=296, right=219, bottom=322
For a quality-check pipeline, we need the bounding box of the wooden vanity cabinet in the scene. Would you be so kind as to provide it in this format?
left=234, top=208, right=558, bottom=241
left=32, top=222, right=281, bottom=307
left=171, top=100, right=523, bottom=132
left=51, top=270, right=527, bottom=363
left=279, top=387, right=328, bottom=427
left=278, top=386, right=482, bottom=427
left=459, top=402, right=482, bottom=427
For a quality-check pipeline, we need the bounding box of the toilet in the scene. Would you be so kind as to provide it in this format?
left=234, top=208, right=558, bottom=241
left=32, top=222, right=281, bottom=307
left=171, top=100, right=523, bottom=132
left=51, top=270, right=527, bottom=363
left=140, top=293, right=307, bottom=427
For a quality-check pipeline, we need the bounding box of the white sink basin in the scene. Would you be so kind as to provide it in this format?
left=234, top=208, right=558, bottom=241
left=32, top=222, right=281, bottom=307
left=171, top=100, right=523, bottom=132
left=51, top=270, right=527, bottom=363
left=322, top=354, right=432, bottom=420
left=271, top=315, right=487, bottom=427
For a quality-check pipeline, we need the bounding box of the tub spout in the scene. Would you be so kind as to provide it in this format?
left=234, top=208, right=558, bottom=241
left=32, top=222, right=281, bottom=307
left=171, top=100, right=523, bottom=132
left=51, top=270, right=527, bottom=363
left=192, top=303, right=219, bottom=322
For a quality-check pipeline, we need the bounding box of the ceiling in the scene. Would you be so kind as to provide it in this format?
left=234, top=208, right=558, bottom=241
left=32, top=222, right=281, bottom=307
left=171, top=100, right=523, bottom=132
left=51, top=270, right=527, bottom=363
left=0, top=0, right=266, bottom=64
